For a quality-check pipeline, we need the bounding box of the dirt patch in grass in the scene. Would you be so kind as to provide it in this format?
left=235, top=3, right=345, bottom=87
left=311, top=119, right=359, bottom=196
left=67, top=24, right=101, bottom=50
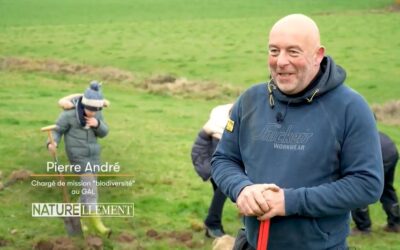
left=146, top=229, right=160, bottom=239
left=85, top=236, right=103, bottom=250
left=165, top=231, right=193, bottom=243
left=33, top=237, right=79, bottom=250
left=388, top=2, right=400, bottom=12
left=372, top=100, right=400, bottom=126
left=0, top=57, right=135, bottom=83
left=146, top=228, right=204, bottom=248
left=116, top=232, right=136, bottom=243
left=2, top=169, right=33, bottom=188
left=142, top=74, right=239, bottom=100
left=0, top=237, right=10, bottom=247
left=53, top=237, right=80, bottom=250
left=33, top=240, right=54, bottom=250
left=0, top=57, right=240, bottom=100
left=8, top=169, right=32, bottom=182
left=32, top=236, right=105, bottom=250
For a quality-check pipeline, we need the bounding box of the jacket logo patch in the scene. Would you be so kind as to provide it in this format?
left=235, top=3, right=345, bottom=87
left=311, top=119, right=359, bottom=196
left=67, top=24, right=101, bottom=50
left=254, top=124, right=313, bottom=151
left=225, top=119, right=234, bottom=132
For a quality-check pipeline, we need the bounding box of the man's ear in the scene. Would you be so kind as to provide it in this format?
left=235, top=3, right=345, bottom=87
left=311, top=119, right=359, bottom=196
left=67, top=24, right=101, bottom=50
left=315, top=46, right=325, bottom=65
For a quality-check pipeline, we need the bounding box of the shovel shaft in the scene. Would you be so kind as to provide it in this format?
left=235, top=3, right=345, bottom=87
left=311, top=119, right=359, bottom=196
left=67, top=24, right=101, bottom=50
left=47, top=130, right=54, bottom=144
left=257, top=220, right=270, bottom=250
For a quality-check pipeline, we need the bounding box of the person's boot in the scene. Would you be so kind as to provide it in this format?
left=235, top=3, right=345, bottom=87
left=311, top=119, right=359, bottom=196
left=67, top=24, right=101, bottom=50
left=205, top=224, right=225, bottom=238
left=351, top=227, right=371, bottom=236
left=81, top=216, right=112, bottom=238
left=89, top=215, right=112, bottom=238
left=383, top=203, right=400, bottom=232
left=383, top=224, right=400, bottom=233
left=80, top=218, right=89, bottom=233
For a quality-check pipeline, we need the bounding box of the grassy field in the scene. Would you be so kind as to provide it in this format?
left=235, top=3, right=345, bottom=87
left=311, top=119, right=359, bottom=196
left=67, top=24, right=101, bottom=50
left=0, top=0, right=399, bottom=249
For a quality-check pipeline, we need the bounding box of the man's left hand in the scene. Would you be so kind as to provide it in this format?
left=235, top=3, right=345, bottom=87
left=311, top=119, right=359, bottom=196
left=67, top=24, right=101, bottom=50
left=257, top=188, right=286, bottom=221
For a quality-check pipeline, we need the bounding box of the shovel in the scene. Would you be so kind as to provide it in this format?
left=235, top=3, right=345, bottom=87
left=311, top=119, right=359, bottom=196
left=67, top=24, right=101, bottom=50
left=257, top=219, right=270, bottom=250
left=41, top=125, right=83, bottom=237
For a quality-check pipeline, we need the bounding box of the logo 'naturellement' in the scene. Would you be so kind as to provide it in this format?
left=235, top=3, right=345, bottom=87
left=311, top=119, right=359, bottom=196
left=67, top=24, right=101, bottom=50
left=32, top=203, right=134, bottom=217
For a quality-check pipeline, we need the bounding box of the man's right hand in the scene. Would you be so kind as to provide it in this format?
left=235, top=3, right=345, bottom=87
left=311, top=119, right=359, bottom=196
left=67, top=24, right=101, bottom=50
left=48, top=142, right=57, bottom=155
left=236, top=184, right=280, bottom=217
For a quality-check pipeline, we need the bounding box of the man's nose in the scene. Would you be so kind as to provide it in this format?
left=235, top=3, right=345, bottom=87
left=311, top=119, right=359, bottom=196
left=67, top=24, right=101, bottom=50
left=276, top=52, right=290, bottom=67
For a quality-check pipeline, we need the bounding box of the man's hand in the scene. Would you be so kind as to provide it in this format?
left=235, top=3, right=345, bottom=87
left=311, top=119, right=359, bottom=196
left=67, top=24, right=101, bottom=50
left=257, top=188, right=286, bottom=221
left=85, top=117, right=99, bottom=128
left=48, top=142, right=57, bottom=156
left=236, top=184, right=280, bottom=217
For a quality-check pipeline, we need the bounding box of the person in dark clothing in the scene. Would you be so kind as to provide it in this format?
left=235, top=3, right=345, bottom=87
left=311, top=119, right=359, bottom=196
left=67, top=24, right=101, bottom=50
left=211, top=14, right=383, bottom=250
left=191, top=104, right=233, bottom=238
left=352, top=131, right=400, bottom=234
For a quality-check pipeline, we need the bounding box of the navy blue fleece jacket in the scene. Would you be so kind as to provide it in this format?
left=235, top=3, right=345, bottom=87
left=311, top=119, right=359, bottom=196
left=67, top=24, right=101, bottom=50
left=211, top=56, right=383, bottom=249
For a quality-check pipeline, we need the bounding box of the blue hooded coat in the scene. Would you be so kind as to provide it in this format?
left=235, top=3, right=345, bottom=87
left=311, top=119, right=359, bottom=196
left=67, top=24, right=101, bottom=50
left=211, top=56, right=383, bottom=249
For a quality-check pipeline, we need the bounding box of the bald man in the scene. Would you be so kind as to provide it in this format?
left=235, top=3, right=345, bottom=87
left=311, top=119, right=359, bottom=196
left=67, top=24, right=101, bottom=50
left=212, top=14, right=383, bottom=249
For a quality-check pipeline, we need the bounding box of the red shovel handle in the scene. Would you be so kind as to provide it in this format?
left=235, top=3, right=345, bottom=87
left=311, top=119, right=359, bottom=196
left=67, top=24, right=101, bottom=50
left=257, top=220, right=270, bottom=250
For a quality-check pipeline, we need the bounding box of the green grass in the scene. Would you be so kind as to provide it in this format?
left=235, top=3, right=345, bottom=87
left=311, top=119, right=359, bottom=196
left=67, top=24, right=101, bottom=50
left=0, top=0, right=399, bottom=103
left=0, top=0, right=393, bottom=26
left=0, top=0, right=399, bottom=249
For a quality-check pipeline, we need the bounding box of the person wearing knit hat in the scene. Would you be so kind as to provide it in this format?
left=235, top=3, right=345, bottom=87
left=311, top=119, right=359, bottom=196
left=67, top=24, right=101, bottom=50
left=57, top=81, right=111, bottom=110
left=81, top=81, right=105, bottom=111
left=47, top=80, right=111, bottom=237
